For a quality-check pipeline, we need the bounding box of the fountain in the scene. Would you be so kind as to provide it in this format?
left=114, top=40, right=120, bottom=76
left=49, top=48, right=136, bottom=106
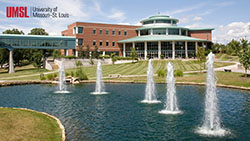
left=196, top=52, right=228, bottom=136
left=159, top=62, right=181, bottom=114
left=91, top=60, right=108, bottom=95
left=141, top=59, right=160, bottom=104
left=54, top=60, right=70, bottom=93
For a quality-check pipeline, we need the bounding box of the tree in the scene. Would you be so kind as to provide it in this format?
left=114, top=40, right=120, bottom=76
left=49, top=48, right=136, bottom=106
left=52, top=49, right=61, bottom=59
left=238, top=39, right=250, bottom=77
left=92, top=46, right=99, bottom=59
left=0, top=49, right=8, bottom=68
left=2, top=28, right=29, bottom=66
left=196, top=46, right=206, bottom=72
left=28, top=28, right=49, bottom=68
left=130, top=47, right=137, bottom=63
left=85, top=45, right=90, bottom=59
left=32, top=50, right=43, bottom=70
left=28, top=28, right=48, bottom=35
left=227, top=39, right=241, bottom=56
left=3, top=29, right=24, bottom=34
left=111, top=53, right=118, bottom=65
left=78, top=46, right=84, bottom=58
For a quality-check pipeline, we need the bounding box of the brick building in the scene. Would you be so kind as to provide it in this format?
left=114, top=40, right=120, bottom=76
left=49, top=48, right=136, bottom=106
left=61, top=14, right=214, bottom=59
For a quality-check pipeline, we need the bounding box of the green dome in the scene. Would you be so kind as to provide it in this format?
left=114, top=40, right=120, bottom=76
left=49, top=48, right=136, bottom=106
left=140, top=14, right=179, bottom=24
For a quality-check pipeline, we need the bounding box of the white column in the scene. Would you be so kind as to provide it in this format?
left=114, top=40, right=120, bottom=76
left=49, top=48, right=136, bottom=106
left=202, top=42, right=205, bottom=48
left=103, top=51, right=105, bottom=56
left=132, top=42, right=135, bottom=49
left=172, top=41, right=175, bottom=59
left=195, top=41, right=198, bottom=55
left=158, top=41, right=161, bottom=59
left=9, top=49, right=15, bottom=74
left=123, top=43, right=126, bottom=57
left=66, top=49, right=69, bottom=56
left=185, top=41, right=188, bottom=58
left=138, top=30, right=141, bottom=36
left=179, top=29, right=181, bottom=35
left=144, top=42, right=147, bottom=60
left=166, top=28, right=168, bottom=35
left=75, top=51, right=79, bottom=57
left=150, top=29, right=153, bottom=35
left=186, top=30, right=188, bottom=36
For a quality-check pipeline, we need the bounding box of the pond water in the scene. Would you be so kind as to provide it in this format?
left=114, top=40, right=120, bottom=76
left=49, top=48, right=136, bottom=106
left=0, top=84, right=249, bottom=141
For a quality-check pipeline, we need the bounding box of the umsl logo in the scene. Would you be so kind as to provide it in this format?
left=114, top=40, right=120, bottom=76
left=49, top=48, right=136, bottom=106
left=6, top=7, right=29, bottom=18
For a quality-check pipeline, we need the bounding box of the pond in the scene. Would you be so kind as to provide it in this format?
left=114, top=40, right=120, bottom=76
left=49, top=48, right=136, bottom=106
left=0, top=84, right=249, bottom=140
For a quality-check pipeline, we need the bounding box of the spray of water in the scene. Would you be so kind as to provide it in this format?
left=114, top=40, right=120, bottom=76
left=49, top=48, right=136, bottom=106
left=54, top=60, right=70, bottom=93
left=196, top=52, right=228, bottom=136
left=141, top=59, right=161, bottom=104
left=91, top=60, right=108, bottom=95
left=159, top=62, right=181, bottom=114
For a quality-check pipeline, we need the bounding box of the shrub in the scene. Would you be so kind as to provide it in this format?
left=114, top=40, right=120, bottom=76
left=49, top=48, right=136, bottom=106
left=40, top=76, right=46, bottom=80
left=112, top=56, right=118, bottom=64
left=46, top=73, right=57, bottom=80
left=174, top=70, right=183, bottom=77
left=64, top=55, right=77, bottom=59
left=157, top=70, right=166, bottom=77
left=70, top=71, right=75, bottom=77
left=65, top=72, right=70, bottom=76
left=160, top=55, right=164, bottom=59
left=75, top=68, right=88, bottom=80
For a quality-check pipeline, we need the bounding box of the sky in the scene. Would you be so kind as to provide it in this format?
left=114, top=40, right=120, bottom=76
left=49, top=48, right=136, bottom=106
left=0, top=0, right=249, bottom=44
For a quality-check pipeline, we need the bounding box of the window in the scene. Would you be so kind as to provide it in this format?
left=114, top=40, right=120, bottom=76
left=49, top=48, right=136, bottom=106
left=168, top=28, right=179, bottom=35
left=181, top=29, right=187, bottom=36
left=172, top=20, right=177, bottom=24
left=140, top=29, right=150, bottom=36
left=118, top=30, right=121, bottom=35
left=93, top=29, right=96, bottom=35
left=78, top=27, right=83, bottom=34
left=143, top=20, right=154, bottom=25
left=112, top=30, right=115, bottom=35
left=100, top=29, right=103, bottom=35
left=112, top=41, right=115, bottom=46
left=99, top=41, right=102, bottom=46
left=78, top=39, right=83, bottom=46
left=106, top=41, right=109, bottom=46
left=106, top=29, right=109, bottom=35
left=124, top=31, right=127, bottom=36
left=156, top=20, right=171, bottom=23
left=73, top=27, right=76, bottom=34
left=153, top=28, right=166, bottom=35
left=93, top=40, right=96, bottom=46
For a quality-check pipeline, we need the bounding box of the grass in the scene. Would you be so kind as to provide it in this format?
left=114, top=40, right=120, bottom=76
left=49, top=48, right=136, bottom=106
left=105, top=72, right=250, bottom=88
left=0, top=108, right=62, bottom=141
left=66, top=60, right=234, bottom=79
left=215, top=53, right=239, bottom=62
left=0, top=64, right=50, bottom=80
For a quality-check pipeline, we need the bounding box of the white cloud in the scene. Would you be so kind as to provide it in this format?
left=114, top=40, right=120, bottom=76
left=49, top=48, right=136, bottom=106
left=163, top=2, right=207, bottom=15
left=193, top=16, right=202, bottom=21
left=213, top=22, right=250, bottom=44
left=108, top=9, right=126, bottom=22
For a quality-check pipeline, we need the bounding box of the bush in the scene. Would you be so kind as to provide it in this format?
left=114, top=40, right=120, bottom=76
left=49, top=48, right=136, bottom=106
left=174, top=70, right=183, bottom=77
left=75, top=68, right=88, bottom=80
left=64, top=55, right=77, bottom=59
left=65, top=72, right=70, bottom=76
left=160, top=55, right=164, bottom=59
left=46, top=73, right=57, bottom=80
left=157, top=70, right=166, bottom=77
left=40, top=76, right=46, bottom=80
left=70, top=71, right=75, bottom=77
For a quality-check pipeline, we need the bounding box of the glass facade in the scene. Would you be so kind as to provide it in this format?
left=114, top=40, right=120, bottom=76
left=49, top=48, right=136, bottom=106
left=0, top=38, right=68, bottom=47
left=168, top=28, right=179, bottom=35
left=153, top=28, right=166, bottom=35
left=155, top=20, right=171, bottom=23
left=147, top=42, right=158, bottom=59
left=143, top=20, right=154, bottom=25
left=135, top=42, right=145, bottom=58
left=175, top=41, right=185, bottom=58
left=161, top=42, right=172, bottom=58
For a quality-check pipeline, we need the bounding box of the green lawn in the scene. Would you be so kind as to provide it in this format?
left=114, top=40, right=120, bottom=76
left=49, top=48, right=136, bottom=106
left=0, top=108, right=62, bottom=141
left=215, top=53, right=239, bottom=62
left=0, top=64, right=49, bottom=79
left=105, top=72, right=250, bottom=88
left=67, top=60, right=234, bottom=79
